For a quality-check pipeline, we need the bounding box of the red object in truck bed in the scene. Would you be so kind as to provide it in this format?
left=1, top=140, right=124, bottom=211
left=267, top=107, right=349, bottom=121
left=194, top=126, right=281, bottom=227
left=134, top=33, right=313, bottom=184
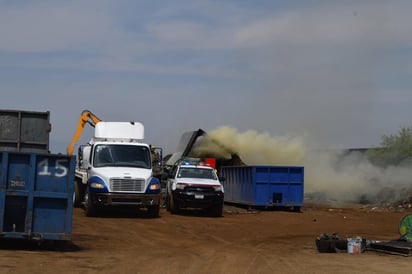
left=204, top=158, right=216, bottom=169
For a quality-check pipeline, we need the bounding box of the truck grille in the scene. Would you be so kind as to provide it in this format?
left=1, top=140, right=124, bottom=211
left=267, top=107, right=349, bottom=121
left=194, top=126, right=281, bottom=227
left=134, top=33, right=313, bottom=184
left=185, top=186, right=215, bottom=194
left=110, top=178, right=145, bottom=192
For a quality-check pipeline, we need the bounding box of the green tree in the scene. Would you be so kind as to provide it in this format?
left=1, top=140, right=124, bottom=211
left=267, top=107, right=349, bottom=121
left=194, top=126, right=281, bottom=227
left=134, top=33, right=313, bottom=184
left=368, top=126, right=412, bottom=166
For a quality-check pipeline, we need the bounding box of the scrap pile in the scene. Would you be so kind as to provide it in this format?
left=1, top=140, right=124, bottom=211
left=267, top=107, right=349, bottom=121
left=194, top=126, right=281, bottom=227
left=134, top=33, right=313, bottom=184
left=316, top=213, right=412, bottom=256
left=367, top=213, right=412, bottom=256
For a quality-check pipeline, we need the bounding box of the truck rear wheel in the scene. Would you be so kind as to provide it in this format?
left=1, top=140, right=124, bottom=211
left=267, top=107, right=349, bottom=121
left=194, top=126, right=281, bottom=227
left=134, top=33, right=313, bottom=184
left=73, top=181, right=84, bottom=208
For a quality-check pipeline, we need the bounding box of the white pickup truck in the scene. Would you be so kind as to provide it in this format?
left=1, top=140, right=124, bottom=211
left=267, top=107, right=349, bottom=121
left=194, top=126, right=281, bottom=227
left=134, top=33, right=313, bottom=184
left=166, top=159, right=224, bottom=217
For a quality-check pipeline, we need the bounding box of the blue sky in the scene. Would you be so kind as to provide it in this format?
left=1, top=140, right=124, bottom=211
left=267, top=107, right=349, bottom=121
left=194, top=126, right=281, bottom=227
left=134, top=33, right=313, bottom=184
left=1, top=0, right=412, bottom=155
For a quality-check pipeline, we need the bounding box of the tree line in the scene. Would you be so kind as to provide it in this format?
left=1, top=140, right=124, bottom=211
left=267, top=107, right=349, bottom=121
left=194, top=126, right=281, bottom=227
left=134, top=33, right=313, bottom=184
left=368, top=126, right=412, bottom=167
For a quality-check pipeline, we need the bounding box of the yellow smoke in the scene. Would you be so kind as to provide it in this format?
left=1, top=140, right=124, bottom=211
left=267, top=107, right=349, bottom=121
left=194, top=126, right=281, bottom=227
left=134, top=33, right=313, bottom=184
left=191, top=126, right=412, bottom=206
left=194, top=126, right=305, bottom=165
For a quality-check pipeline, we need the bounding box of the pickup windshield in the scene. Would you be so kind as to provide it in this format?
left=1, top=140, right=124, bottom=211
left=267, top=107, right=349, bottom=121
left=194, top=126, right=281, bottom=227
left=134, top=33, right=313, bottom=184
left=94, top=144, right=151, bottom=168
left=177, top=167, right=217, bottom=180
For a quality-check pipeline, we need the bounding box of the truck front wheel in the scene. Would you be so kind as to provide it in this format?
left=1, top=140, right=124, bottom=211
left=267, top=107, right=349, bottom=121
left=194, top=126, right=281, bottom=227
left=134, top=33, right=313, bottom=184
left=147, top=205, right=160, bottom=218
left=84, top=188, right=98, bottom=217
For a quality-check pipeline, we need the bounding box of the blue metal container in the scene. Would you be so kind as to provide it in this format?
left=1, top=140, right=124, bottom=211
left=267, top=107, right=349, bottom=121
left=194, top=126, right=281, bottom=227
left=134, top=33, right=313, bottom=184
left=0, top=151, right=75, bottom=241
left=220, top=166, right=304, bottom=208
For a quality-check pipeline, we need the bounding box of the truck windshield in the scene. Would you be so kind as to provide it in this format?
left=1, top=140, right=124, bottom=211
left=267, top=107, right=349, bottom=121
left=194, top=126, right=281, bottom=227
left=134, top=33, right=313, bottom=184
left=177, top=167, right=217, bottom=180
left=94, top=144, right=151, bottom=169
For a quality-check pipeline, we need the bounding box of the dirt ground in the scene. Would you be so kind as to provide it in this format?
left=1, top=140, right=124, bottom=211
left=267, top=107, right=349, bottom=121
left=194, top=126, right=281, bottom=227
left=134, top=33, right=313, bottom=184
left=0, top=204, right=412, bottom=274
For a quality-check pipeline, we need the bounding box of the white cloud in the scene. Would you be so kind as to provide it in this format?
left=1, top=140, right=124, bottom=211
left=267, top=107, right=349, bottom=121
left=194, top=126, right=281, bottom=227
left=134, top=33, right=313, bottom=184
left=1, top=0, right=412, bottom=155
left=234, top=2, right=412, bottom=49
left=0, top=2, right=113, bottom=52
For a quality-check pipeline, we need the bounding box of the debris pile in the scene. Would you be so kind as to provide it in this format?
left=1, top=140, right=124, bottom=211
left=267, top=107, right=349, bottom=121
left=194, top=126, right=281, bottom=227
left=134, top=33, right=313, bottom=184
left=315, top=233, right=366, bottom=254
left=316, top=213, right=412, bottom=256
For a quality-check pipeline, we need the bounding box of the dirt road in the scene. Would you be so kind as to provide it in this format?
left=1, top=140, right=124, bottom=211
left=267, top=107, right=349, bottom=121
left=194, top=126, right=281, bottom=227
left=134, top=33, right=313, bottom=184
left=0, top=204, right=411, bottom=274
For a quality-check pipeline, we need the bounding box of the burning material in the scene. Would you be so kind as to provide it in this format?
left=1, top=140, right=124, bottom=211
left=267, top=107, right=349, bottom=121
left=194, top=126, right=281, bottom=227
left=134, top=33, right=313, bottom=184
left=171, top=126, right=412, bottom=207
left=193, top=126, right=305, bottom=166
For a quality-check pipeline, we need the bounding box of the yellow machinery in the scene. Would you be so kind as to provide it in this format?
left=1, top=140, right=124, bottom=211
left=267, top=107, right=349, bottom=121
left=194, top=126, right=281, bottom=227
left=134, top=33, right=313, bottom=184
left=66, top=110, right=101, bottom=156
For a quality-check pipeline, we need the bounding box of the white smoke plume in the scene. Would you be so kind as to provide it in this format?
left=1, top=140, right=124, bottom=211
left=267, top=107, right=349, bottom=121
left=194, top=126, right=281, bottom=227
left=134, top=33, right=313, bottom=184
left=194, top=126, right=412, bottom=206
left=196, top=126, right=305, bottom=166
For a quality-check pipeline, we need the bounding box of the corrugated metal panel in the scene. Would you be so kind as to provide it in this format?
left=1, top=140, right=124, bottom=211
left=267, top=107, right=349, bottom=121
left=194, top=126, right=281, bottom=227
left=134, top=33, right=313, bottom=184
left=220, top=165, right=304, bottom=207
left=0, top=151, right=75, bottom=241
left=0, top=109, right=51, bottom=153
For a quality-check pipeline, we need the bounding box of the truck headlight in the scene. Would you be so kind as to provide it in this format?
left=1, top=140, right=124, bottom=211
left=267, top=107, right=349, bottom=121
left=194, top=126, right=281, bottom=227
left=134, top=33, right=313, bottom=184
left=214, top=185, right=223, bottom=192
left=176, top=183, right=187, bottom=190
left=90, top=182, right=105, bottom=189
left=149, top=183, right=160, bottom=190
left=146, top=177, right=161, bottom=194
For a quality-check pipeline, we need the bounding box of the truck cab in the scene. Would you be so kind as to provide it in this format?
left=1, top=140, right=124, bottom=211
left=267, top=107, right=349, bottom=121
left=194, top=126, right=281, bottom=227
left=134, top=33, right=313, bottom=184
left=74, top=122, right=161, bottom=217
left=166, top=159, right=224, bottom=217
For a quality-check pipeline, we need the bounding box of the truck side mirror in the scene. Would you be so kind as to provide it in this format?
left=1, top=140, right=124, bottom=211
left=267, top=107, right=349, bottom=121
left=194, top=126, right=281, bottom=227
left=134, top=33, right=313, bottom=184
left=79, top=145, right=92, bottom=169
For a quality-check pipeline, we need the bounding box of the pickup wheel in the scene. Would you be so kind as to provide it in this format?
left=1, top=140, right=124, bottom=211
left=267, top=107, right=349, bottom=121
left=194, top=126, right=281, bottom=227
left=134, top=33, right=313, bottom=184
left=84, top=188, right=98, bottom=217
left=210, top=203, right=223, bottom=217
left=167, top=195, right=179, bottom=214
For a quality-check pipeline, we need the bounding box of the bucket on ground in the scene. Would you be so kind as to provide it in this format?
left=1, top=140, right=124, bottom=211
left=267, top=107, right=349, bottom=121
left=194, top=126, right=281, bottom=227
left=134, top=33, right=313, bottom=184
left=347, top=236, right=363, bottom=254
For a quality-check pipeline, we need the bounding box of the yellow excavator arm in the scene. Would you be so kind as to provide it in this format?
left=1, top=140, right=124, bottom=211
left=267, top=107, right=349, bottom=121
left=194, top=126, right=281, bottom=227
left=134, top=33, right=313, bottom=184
left=66, top=110, right=102, bottom=155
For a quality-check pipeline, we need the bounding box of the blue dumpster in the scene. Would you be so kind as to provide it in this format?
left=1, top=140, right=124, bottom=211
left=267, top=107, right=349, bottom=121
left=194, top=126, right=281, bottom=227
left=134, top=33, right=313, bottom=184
left=220, top=166, right=304, bottom=209
left=0, top=151, right=75, bottom=241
